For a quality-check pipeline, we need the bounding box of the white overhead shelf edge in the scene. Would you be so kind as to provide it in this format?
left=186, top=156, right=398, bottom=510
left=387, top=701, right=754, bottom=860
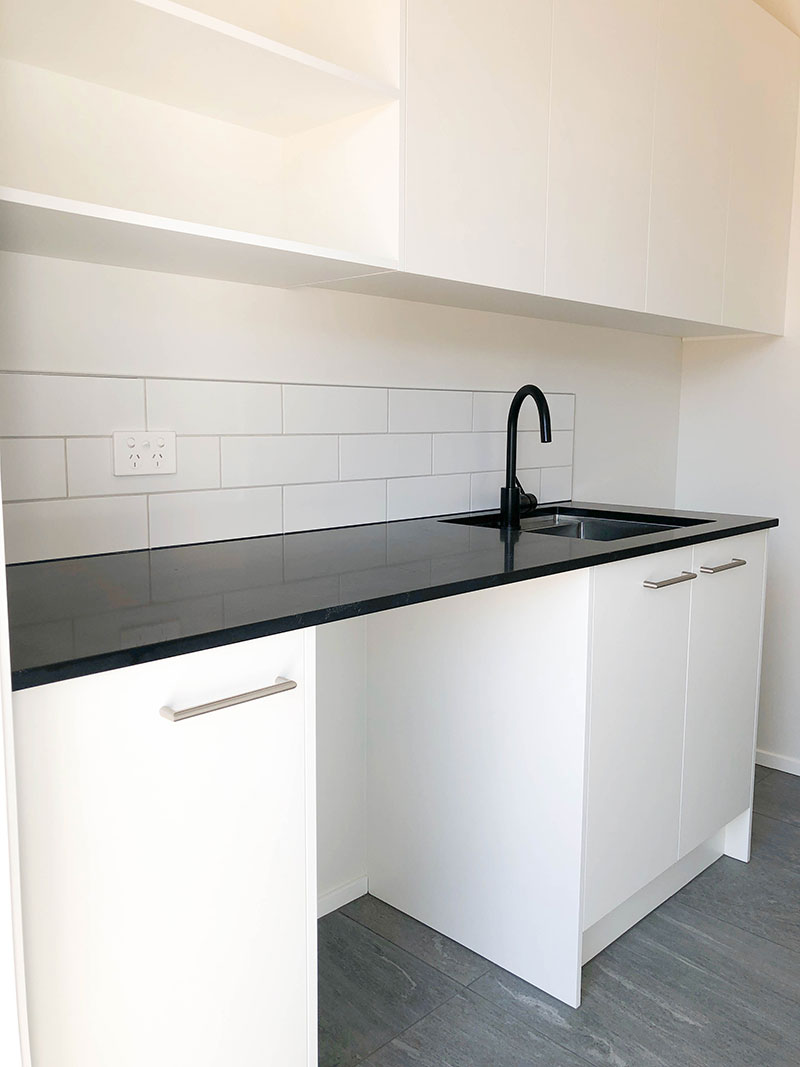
left=0, top=188, right=397, bottom=288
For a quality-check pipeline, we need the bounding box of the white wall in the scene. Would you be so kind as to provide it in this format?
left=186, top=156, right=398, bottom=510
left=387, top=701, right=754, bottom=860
left=677, top=85, right=800, bottom=775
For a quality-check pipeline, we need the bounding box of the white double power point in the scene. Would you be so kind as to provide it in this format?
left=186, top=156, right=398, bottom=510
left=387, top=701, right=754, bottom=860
left=113, top=431, right=177, bottom=476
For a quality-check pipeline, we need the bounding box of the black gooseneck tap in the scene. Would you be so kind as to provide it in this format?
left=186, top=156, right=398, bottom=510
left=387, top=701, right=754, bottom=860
left=500, top=384, right=552, bottom=529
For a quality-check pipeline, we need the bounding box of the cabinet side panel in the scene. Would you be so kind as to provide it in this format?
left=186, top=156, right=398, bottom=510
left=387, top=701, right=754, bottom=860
left=366, top=572, right=591, bottom=1008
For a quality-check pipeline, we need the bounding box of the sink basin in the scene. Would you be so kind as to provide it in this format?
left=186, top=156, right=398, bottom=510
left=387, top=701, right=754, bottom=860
left=442, top=506, right=707, bottom=542
left=533, top=516, right=679, bottom=541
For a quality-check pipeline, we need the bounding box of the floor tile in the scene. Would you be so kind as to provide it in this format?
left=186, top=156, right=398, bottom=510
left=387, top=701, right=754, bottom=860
left=640, top=899, right=800, bottom=1006
left=592, top=926, right=800, bottom=1067
left=677, top=853, right=800, bottom=954
left=317, top=911, right=459, bottom=1067
left=341, top=895, right=491, bottom=986
left=753, top=764, right=773, bottom=784
left=751, top=812, right=800, bottom=873
left=753, top=769, right=800, bottom=826
left=362, top=989, right=588, bottom=1067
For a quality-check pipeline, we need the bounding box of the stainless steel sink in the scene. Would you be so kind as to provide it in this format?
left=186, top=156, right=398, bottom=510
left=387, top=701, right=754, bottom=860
left=442, top=506, right=706, bottom=542
left=533, top=516, right=679, bottom=541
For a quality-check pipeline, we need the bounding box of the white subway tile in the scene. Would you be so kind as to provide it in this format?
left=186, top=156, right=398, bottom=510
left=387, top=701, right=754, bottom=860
left=283, top=480, right=386, bottom=533
left=149, top=487, right=282, bottom=548
left=222, top=436, right=338, bottom=487
left=283, top=385, right=387, bottom=434
left=518, top=430, right=574, bottom=468
left=540, top=466, right=573, bottom=504
left=472, top=391, right=575, bottom=432
left=387, top=475, right=470, bottom=521
left=470, top=468, right=542, bottom=511
left=433, top=433, right=505, bottom=474
left=67, top=437, right=220, bottom=496
left=3, top=496, right=148, bottom=563
left=146, top=379, right=281, bottom=435
left=0, top=439, right=66, bottom=500
left=340, top=434, right=431, bottom=481
left=389, top=390, right=472, bottom=433
left=0, top=374, right=144, bottom=436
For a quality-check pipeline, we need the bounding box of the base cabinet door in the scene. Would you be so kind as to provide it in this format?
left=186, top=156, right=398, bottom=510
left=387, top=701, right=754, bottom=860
left=583, top=548, right=693, bottom=928
left=680, top=532, right=767, bottom=856
left=13, top=632, right=316, bottom=1067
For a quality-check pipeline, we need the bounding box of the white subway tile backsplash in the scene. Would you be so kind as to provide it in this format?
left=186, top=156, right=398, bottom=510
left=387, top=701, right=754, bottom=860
left=146, top=379, right=282, bottom=435
left=540, top=466, right=574, bottom=504
left=0, top=374, right=144, bottom=436
left=67, top=437, right=220, bottom=496
left=433, top=433, right=506, bottom=474
left=517, top=430, right=574, bottom=469
left=0, top=439, right=66, bottom=500
left=387, top=474, right=471, bottom=521
left=1, top=375, right=575, bottom=559
left=283, top=385, right=387, bottom=434
left=469, top=468, right=542, bottom=511
left=283, top=480, right=386, bottom=533
left=149, top=487, right=282, bottom=548
left=3, top=496, right=148, bottom=563
left=222, top=435, right=338, bottom=488
left=389, top=390, right=472, bottom=433
left=472, top=391, right=575, bottom=432
left=340, top=434, right=431, bottom=481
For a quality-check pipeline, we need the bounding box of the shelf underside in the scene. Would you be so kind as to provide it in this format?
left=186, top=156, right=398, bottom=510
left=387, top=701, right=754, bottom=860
left=315, top=271, right=753, bottom=339
left=0, top=0, right=399, bottom=135
left=0, top=191, right=396, bottom=289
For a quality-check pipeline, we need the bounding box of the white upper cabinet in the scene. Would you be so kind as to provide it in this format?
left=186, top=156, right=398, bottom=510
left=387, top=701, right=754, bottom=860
left=545, top=0, right=659, bottom=311
left=723, top=0, right=800, bottom=334
left=646, top=0, right=734, bottom=325
left=404, top=0, right=552, bottom=293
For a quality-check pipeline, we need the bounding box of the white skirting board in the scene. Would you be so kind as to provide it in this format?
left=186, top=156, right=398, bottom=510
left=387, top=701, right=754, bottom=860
left=756, top=748, right=800, bottom=776
left=317, top=877, right=368, bottom=919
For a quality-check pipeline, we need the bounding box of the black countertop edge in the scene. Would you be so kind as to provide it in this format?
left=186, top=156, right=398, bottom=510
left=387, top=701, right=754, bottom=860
left=8, top=502, right=778, bottom=692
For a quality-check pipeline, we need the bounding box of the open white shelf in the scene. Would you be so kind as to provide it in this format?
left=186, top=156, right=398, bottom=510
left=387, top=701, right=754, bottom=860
left=0, top=189, right=397, bottom=289
left=0, top=0, right=399, bottom=135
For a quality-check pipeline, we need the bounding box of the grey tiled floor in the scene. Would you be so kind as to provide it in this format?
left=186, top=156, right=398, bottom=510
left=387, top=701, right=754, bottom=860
left=318, top=768, right=800, bottom=1067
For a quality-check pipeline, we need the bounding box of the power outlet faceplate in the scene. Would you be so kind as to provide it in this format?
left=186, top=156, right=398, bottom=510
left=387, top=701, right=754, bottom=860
left=113, top=431, right=177, bottom=476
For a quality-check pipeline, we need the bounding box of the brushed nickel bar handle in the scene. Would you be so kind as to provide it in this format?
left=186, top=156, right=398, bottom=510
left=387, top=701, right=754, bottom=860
left=700, top=558, right=747, bottom=575
left=160, top=677, right=297, bottom=722
left=643, top=571, right=697, bottom=590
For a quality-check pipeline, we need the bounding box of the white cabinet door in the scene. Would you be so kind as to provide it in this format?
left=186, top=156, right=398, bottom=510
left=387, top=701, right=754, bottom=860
left=13, top=631, right=316, bottom=1067
left=646, top=0, right=734, bottom=325
left=546, top=0, right=659, bottom=311
left=584, top=548, right=693, bottom=928
left=404, top=0, right=551, bottom=292
left=722, top=0, right=800, bottom=333
left=680, top=532, right=767, bottom=857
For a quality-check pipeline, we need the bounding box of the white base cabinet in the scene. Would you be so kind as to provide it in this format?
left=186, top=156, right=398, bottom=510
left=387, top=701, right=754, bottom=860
left=366, top=531, right=769, bottom=1006
left=12, top=631, right=317, bottom=1067
left=10, top=529, right=770, bottom=1050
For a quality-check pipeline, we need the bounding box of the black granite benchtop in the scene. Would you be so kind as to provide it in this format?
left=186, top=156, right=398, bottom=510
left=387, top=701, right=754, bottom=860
left=6, top=502, right=778, bottom=690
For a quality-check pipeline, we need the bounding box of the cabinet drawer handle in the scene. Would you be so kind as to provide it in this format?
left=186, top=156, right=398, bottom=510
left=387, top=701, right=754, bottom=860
left=700, top=558, right=747, bottom=575
left=643, top=571, right=697, bottom=590
left=160, top=677, right=297, bottom=722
